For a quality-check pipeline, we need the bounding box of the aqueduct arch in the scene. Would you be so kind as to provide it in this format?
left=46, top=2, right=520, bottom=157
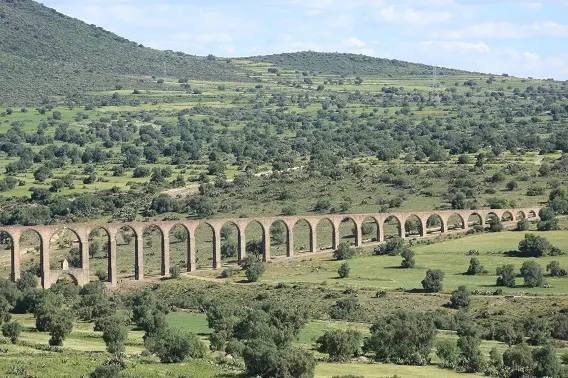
left=0, top=207, right=540, bottom=288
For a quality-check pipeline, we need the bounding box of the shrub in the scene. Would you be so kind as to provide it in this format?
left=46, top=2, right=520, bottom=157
left=145, top=327, right=207, bottom=363
left=329, top=298, right=361, bottom=321
left=449, top=286, right=471, bottom=309
left=337, top=263, right=350, bottom=278
left=243, top=340, right=316, bottom=378
left=246, top=261, right=265, bottom=282
left=466, top=257, right=484, bottom=275
left=496, top=264, right=516, bottom=287
left=547, top=261, right=567, bottom=277
left=503, top=343, right=533, bottom=377
left=1, top=321, right=22, bottom=344
left=221, top=267, right=239, bottom=278
left=90, top=363, right=121, bottom=378
left=516, top=218, right=531, bottom=231
left=363, top=310, right=437, bottom=365
left=421, top=269, right=444, bottom=293
left=488, top=217, right=503, bottom=232
left=100, top=315, right=129, bottom=354
left=375, top=237, right=405, bottom=256
left=400, top=248, right=415, bottom=268
left=316, top=329, right=362, bottom=362
left=169, top=266, right=180, bottom=279
left=333, top=242, right=355, bottom=260
left=436, top=339, right=458, bottom=369
left=518, top=233, right=562, bottom=257
left=520, top=261, right=544, bottom=288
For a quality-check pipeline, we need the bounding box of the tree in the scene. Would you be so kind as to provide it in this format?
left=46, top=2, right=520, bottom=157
left=169, top=266, right=180, bottom=279
left=400, top=248, right=415, bottom=268
left=316, top=329, right=362, bottom=362
left=100, top=315, right=129, bottom=354
left=363, top=311, right=437, bottom=365
left=516, top=218, right=531, bottom=231
left=221, top=241, right=237, bottom=259
left=456, top=322, right=485, bottom=373
left=520, top=260, right=544, bottom=287
left=533, top=344, right=562, bottom=378
left=488, top=217, right=503, bottom=232
left=496, top=264, right=516, bottom=287
left=436, top=339, right=458, bottom=369
left=503, top=343, right=534, bottom=377
left=246, top=261, right=265, bottom=282
left=519, top=233, right=561, bottom=257
left=333, top=242, right=355, bottom=260
left=90, top=364, right=121, bottom=378
left=466, top=257, right=484, bottom=275
left=547, top=260, right=567, bottom=277
left=449, top=286, right=471, bottom=309
left=422, top=269, right=444, bottom=293
left=338, top=262, right=350, bottom=278
left=374, top=237, right=405, bottom=256
left=1, top=321, right=21, bottom=343
left=243, top=339, right=316, bottom=378
left=145, top=327, right=207, bottom=363
left=48, top=310, right=74, bottom=345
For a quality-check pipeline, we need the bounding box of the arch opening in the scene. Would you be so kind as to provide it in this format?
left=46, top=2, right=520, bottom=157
left=528, top=210, right=537, bottom=218
left=244, top=221, right=265, bottom=260
left=142, top=225, right=164, bottom=278
left=447, top=214, right=465, bottom=230
left=49, top=228, right=82, bottom=271
left=468, top=213, right=482, bottom=227
left=340, top=217, right=357, bottom=246
left=501, top=211, right=513, bottom=222
left=404, top=215, right=422, bottom=237
left=88, top=227, right=110, bottom=283
left=316, top=218, right=335, bottom=250
left=19, top=230, right=41, bottom=279
left=116, top=226, right=137, bottom=279
left=220, top=222, right=240, bottom=265
left=293, top=219, right=312, bottom=254
left=0, top=231, right=13, bottom=279
left=361, top=217, right=379, bottom=244
left=384, top=216, right=402, bottom=240
left=426, top=214, right=443, bottom=235
left=195, top=223, right=215, bottom=269
left=56, top=272, right=78, bottom=285
left=168, top=224, right=189, bottom=273
left=485, top=212, right=499, bottom=225
left=270, top=220, right=289, bottom=258
left=516, top=211, right=526, bottom=220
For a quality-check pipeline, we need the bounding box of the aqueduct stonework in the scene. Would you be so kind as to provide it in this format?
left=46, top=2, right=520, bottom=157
left=0, top=207, right=541, bottom=288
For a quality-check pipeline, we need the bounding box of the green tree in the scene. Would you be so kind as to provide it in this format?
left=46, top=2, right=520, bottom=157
left=466, top=257, right=484, bottom=275
left=1, top=321, right=21, bottom=344
left=517, top=218, right=531, bottom=231
left=374, top=237, right=405, bottom=256
left=333, top=242, right=355, bottom=260
left=100, top=315, right=129, bottom=354
left=533, top=344, right=562, bottom=378
left=421, top=269, right=444, bottom=293
left=436, top=339, right=458, bottom=369
left=503, top=343, right=534, bottom=377
left=363, top=311, right=437, bottom=365
left=246, top=261, right=266, bottom=282
left=520, top=260, right=544, bottom=287
left=316, top=329, right=362, bottom=362
left=496, top=264, right=516, bottom=287
left=449, top=286, right=471, bottom=309
left=519, top=233, right=562, bottom=257
left=400, top=248, right=415, bottom=268
left=547, top=260, right=566, bottom=277
left=145, top=327, right=207, bottom=363
left=337, top=262, right=350, bottom=278
left=48, top=310, right=74, bottom=346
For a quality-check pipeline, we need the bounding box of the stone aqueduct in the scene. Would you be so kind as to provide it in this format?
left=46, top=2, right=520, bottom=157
left=0, top=207, right=540, bottom=288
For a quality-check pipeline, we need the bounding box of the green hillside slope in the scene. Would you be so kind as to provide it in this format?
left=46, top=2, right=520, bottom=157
left=248, top=51, right=470, bottom=76
left=0, top=0, right=250, bottom=105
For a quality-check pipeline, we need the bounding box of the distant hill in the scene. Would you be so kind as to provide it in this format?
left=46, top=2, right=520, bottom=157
left=248, top=51, right=471, bottom=77
left=0, top=0, right=250, bottom=105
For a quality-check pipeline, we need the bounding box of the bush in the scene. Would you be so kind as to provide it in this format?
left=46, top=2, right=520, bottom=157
left=375, top=237, right=405, bottom=256
left=520, top=261, right=544, bottom=287
left=400, top=248, right=415, bottom=268
left=496, top=264, right=516, bottom=287
left=518, top=233, right=562, bottom=257
left=449, top=286, right=471, bottom=309
left=466, top=257, right=484, bottom=275
left=244, top=340, right=316, bottom=378
left=488, top=217, right=503, bottom=232
left=1, top=321, right=22, bottom=344
left=221, top=267, right=239, bottom=278
left=333, top=242, right=355, bottom=260
left=246, top=261, right=265, bottom=282
left=421, top=269, right=444, bottom=293
left=516, top=218, right=531, bottom=231
left=316, top=329, right=362, bottom=362
left=100, top=315, right=129, bottom=354
left=145, top=327, right=207, bottom=363
left=169, top=266, right=180, bottom=279
left=329, top=298, right=361, bottom=321
left=90, top=363, right=122, bottom=378
left=436, top=339, right=458, bottom=369
left=547, top=260, right=567, bottom=277
left=363, top=310, right=437, bottom=365
left=337, top=263, right=350, bottom=278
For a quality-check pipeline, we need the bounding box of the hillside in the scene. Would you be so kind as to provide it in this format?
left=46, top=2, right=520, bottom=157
left=0, top=0, right=251, bottom=105
left=248, top=51, right=471, bottom=77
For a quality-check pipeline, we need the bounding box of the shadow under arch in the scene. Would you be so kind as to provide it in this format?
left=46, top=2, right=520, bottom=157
left=293, top=219, right=313, bottom=254
left=169, top=224, right=190, bottom=273
left=316, top=217, right=335, bottom=250
left=141, top=224, right=165, bottom=278
left=49, top=227, right=82, bottom=271
left=54, top=272, right=79, bottom=285
left=404, top=215, right=422, bottom=237
left=115, top=225, right=137, bottom=280
left=446, top=214, right=465, bottom=230
left=244, top=220, right=267, bottom=261
left=361, top=216, right=380, bottom=244
left=485, top=212, right=499, bottom=224
left=18, top=229, right=42, bottom=280
left=195, top=222, right=215, bottom=269
left=269, top=219, right=289, bottom=258
left=501, top=211, right=513, bottom=222
left=384, top=215, right=402, bottom=240
left=426, top=214, right=444, bottom=235
left=339, top=217, right=357, bottom=246
left=220, top=221, right=241, bottom=265
left=88, top=226, right=111, bottom=283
